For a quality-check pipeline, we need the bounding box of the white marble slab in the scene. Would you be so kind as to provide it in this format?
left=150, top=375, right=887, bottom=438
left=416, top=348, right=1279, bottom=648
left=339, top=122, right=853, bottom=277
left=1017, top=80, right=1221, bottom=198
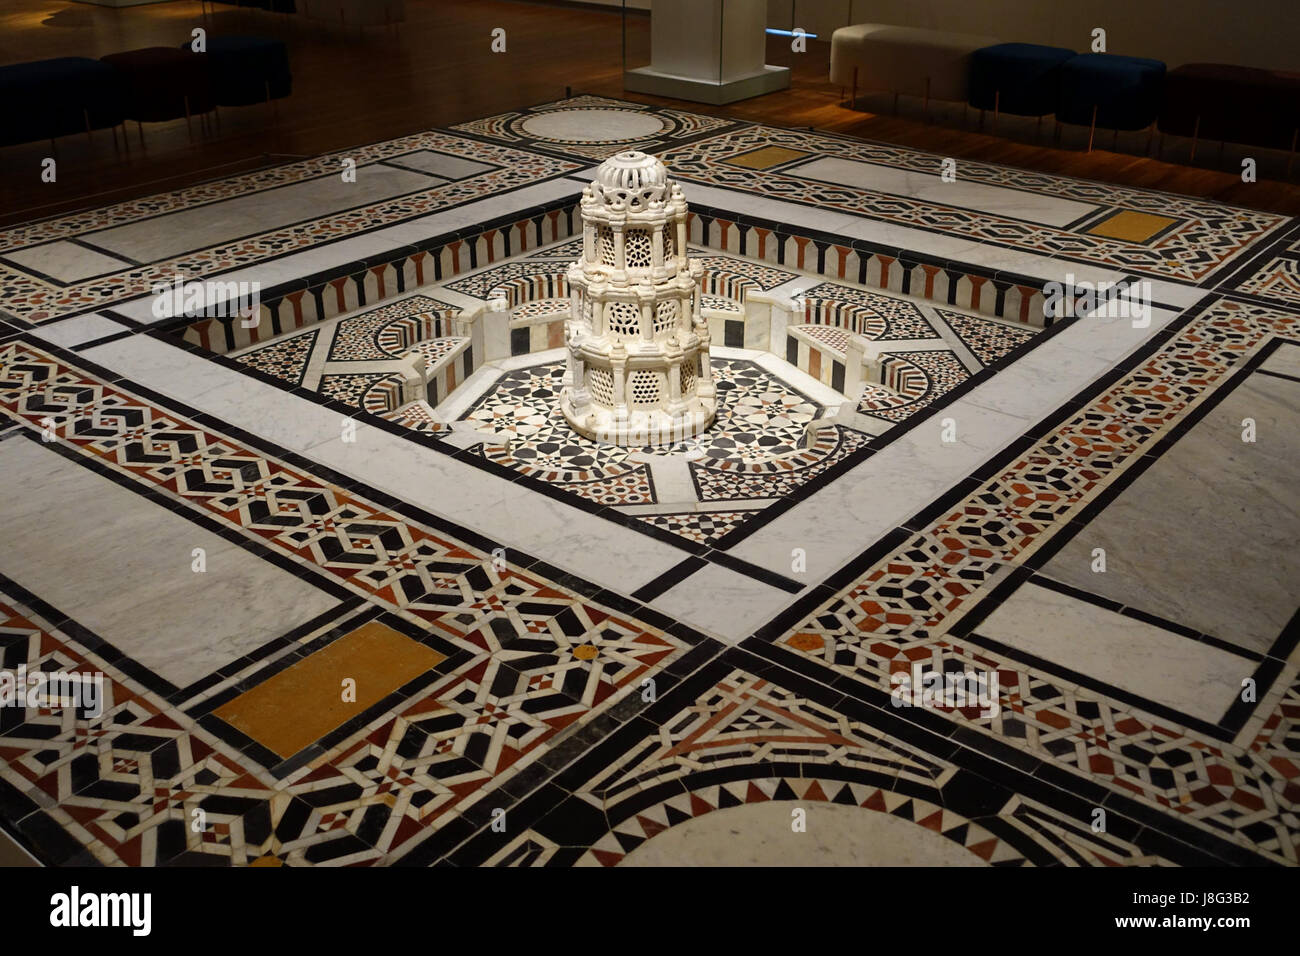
left=520, top=109, right=666, bottom=142
left=135, top=231, right=418, bottom=323
left=371, top=176, right=585, bottom=248
left=1261, top=344, right=1300, bottom=379
left=30, top=313, right=130, bottom=349
left=383, top=149, right=494, bottom=180
left=497, top=346, right=567, bottom=371
left=617, top=500, right=775, bottom=516
left=2, top=240, right=135, bottom=283
left=0, top=437, right=340, bottom=688
left=307, top=421, right=685, bottom=595
left=1052, top=303, right=1183, bottom=362
left=961, top=343, right=1122, bottom=423
left=788, top=156, right=1098, bottom=227
left=727, top=399, right=1029, bottom=581
left=84, top=332, right=251, bottom=401
left=81, top=331, right=687, bottom=597
left=978, top=582, right=1251, bottom=724
left=75, top=176, right=585, bottom=326
left=649, top=562, right=803, bottom=645
left=87, top=164, right=441, bottom=264
left=621, top=799, right=986, bottom=866
left=671, top=182, right=874, bottom=239
left=1041, top=368, right=1300, bottom=654
left=83, top=332, right=373, bottom=454
left=628, top=453, right=698, bottom=505
left=1141, top=279, right=1211, bottom=310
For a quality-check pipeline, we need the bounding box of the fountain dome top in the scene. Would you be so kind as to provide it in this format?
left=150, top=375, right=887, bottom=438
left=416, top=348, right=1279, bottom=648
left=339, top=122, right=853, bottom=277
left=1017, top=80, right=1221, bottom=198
left=590, top=151, right=674, bottom=210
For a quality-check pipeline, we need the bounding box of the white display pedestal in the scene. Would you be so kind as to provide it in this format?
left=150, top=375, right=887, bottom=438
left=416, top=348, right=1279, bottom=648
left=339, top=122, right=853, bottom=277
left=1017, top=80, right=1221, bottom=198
left=624, top=0, right=790, bottom=105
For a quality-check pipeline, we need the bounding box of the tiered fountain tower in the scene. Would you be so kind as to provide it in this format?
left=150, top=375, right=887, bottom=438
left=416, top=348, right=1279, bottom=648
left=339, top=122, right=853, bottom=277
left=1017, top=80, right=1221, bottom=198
left=560, top=151, right=716, bottom=445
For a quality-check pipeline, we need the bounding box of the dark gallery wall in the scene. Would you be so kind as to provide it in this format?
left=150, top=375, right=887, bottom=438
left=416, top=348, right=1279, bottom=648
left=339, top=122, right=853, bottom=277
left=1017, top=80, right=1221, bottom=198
left=758, top=0, right=1300, bottom=73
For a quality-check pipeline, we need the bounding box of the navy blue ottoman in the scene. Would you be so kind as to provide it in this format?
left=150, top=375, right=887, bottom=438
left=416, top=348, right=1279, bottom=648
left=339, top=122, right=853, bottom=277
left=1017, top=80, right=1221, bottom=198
left=969, top=43, right=1076, bottom=119
left=184, top=36, right=292, bottom=107
left=0, top=57, right=124, bottom=147
left=1058, top=53, right=1166, bottom=148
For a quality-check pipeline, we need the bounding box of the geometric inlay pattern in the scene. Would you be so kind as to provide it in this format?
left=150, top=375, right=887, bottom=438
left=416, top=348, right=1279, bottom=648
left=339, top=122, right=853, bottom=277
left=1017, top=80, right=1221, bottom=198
left=0, top=341, right=694, bottom=865
left=234, top=328, right=318, bottom=386
left=938, top=310, right=1037, bottom=366
left=778, top=298, right=1300, bottom=864
left=1234, top=256, right=1300, bottom=307
left=660, top=125, right=1285, bottom=282
left=858, top=349, right=971, bottom=421
left=801, top=281, right=940, bottom=340
left=1, top=133, right=577, bottom=324
left=482, top=667, right=1173, bottom=867
left=459, top=358, right=838, bottom=530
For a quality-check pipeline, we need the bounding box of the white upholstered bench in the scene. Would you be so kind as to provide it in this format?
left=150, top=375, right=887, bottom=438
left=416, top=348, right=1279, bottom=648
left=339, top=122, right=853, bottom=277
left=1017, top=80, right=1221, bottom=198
left=830, top=24, right=1000, bottom=115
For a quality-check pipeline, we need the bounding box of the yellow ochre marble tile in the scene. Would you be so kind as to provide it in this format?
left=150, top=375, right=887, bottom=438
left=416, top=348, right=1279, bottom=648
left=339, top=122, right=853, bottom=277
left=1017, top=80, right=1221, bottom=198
left=214, top=621, right=446, bottom=759
left=723, top=146, right=810, bottom=170
left=1085, top=210, right=1179, bottom=243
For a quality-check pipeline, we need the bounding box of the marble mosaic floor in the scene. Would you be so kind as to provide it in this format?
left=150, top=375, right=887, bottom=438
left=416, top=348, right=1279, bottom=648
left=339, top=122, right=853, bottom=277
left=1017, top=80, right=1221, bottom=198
left=228, top=242, right=1037, bottom=550
left=0, top=96, right=1297, bottom=867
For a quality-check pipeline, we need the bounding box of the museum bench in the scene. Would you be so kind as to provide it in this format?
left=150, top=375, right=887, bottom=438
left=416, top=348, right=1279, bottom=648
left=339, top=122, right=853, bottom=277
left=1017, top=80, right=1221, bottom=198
left=179, top=35, right=293, bottom=108
left=968, top=42, right=1078, bottom=126
left=831, top=23, right=1001, bottom=116
left=1158, top=63, right=1300, bottom=169
left=0, top=57, right=124, bottom=147
left=1056, top=53, right=1166, bottom=150
left=100, top=47, right=216, bottom=141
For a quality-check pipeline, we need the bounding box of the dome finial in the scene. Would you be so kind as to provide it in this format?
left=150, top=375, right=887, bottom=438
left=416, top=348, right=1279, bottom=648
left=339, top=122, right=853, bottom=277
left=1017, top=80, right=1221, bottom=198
left=591, top=151, right=670, bottom=209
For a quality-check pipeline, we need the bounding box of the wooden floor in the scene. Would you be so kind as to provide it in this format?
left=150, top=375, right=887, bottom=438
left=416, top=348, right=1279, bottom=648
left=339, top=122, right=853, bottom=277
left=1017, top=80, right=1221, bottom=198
left=2, top=0, right=1298, bottom=228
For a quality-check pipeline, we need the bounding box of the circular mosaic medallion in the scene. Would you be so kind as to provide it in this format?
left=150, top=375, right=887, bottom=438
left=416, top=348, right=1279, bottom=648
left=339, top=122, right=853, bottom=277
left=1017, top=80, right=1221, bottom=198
left=519, top=109, right=667, bottom=143
left=619, top=801, right=989, bottom=867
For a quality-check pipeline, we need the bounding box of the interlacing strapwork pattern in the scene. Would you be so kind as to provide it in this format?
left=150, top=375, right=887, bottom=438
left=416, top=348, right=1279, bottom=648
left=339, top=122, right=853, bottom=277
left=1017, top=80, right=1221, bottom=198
left=782, top=299, right=1300, bottom=864
left=0, top=341, right=693, bottom=866
left=491, top=668, right=1174, bottom=867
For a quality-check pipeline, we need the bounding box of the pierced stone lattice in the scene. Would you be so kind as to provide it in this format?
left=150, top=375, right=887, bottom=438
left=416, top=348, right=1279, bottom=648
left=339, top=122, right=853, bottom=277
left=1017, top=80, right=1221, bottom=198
left=607, top=302, right=641, bottom=337
left=655, top=300, right=680, bottom=334
left=629, top=369, right=661, bottom=407
left=625, top=229, right=654, bottom=268
left=680, top=359, right=696, bottom=394
left=588, top=366, right=615, bottom=406
left=598, top=226, right=616, bottom=267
